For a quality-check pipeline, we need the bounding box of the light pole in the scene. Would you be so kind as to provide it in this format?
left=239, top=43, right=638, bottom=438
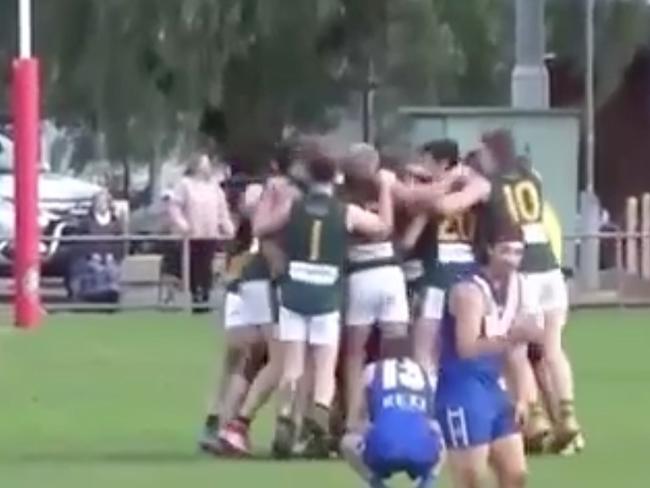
left=511, top=0, right=549, bottom=108
left=580, top=0, right=601, bottom=291
left=585, top=0, right=596, bottom=194
left=12, top=0, right=42, bottom=327
left=361, top=60, right=379, bottom=144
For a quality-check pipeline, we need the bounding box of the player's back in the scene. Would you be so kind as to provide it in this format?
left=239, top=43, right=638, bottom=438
left=437, top=272, right=520, bottom=395
left=280, top=187, right=347, bottom=316
left=365, top=358, right=438, bottom=461
left=360, top=358, right=442, bottom=484
left=481, top=163, right=557, bottom=273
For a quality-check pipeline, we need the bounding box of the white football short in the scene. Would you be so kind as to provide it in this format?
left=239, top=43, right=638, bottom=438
left=521, top=268, right=568, bottom=315
left=345, top=265, right=409, bottom=331
left=277, top=306, right=340, bottom=346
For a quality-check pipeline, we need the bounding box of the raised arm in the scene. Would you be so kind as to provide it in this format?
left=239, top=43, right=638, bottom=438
left=432, top=168, right=491, bottom=216
left=251, top=180, right=296, bottom=237
left=405, top=166, right=491, bottom=217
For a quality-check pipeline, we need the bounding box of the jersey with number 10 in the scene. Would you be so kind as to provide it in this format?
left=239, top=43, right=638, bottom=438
left=280, top=189, right=347, bottom=315
left=483, top=166, right=558, bottom=273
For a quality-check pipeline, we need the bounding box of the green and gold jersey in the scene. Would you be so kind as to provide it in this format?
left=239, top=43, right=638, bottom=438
left=432, top=210, right=478, bottom=261
left=483, top=166, right=558, bottom=273
left=280, top=188, right=347, bottom=315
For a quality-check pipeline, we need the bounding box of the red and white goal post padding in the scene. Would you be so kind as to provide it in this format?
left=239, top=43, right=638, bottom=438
left=12, top=0, right=42, bottom=328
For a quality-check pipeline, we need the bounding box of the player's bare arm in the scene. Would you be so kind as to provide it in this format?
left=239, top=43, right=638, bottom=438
left=451, top=283, right=511, bottom=358
left=397, top=179, right=450, bottom=212
left=505, top=344, right=532, bottom=422
left=251, top=191, right=293, bottom=238
left=428, top=167, right=491, bottom=216
left=346, top=169, right=395, bottom=239
left=251, top=178, right=300, bottom=237
left=241, top=183, right=264, bottom=217
left=400, top=213, right=429, bottom=251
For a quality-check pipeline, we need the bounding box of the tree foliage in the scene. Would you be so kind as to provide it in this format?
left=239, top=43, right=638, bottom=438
left=0, top=0, right=648, bottom=177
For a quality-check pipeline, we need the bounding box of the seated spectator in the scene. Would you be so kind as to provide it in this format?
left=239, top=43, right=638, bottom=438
left=68, top=189, right=124, bottom=304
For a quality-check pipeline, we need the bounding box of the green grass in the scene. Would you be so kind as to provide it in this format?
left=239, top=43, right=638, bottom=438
left=0, top=309, right=649, bottom=487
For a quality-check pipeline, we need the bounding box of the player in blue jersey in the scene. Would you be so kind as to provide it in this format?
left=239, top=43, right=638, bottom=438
left=341, top=357, right=444, bottom=488
left=435, top=223, right=543, bottom=488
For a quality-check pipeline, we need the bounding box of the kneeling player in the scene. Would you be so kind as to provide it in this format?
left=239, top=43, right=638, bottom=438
left=341, top=357, right=443, bottom=488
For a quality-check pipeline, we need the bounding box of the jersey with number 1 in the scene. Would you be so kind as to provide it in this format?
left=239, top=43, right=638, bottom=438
left=280, top=188, right=347, bottom=316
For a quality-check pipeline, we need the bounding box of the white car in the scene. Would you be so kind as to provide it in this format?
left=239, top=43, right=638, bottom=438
left=0, top=132, right=101, bottom=276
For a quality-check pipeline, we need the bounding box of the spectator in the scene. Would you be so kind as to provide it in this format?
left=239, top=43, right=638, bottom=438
left=168, top=152, right=234, bottom=311
left=68, top=189, right=124, bottom=304
left=158, top=189, right=182, bottom=286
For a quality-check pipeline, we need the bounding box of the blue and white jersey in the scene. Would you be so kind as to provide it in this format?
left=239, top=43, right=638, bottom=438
left=435, top=271, right=522, bottom=449
left=363, top=358, right=442, bottom=481
left=438, top=272, right=521, bottom=388
left=366, top=358, right=435, bottom=433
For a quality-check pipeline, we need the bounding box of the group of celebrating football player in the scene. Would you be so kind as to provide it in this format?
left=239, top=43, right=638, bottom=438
left=198, top=130, right=584, bottom=488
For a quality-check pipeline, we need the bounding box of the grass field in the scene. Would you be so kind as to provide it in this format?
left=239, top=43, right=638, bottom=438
left=1, top=309, right=649, bottom=487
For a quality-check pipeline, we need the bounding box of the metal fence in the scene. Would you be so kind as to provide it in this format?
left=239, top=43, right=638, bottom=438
left=3, top=230, right=650, bottom=313
left=564, top=229, right=650, bottom=308
left=2, top=234, right=228, bottom=313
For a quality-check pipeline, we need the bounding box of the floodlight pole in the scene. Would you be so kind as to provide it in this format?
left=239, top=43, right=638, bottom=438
left=580, top=0, right=600, bottom=291
left=585, top=0, right=596, bottom=194
left=511, top=0, right=549, bottom=109
left=12, top=0, right=42, bottom=328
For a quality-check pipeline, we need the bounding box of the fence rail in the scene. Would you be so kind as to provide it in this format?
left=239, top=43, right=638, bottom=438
left=2, top=229, right=650, bottom=312
left=1, top=233, right=233, bottom=313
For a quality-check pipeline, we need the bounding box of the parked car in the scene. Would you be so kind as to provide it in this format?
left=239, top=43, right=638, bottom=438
left=0, top=133, right=102, bottom=276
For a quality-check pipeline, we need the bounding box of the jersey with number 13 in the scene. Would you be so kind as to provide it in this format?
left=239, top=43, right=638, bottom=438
left=367, top=358, right=435, bottom=426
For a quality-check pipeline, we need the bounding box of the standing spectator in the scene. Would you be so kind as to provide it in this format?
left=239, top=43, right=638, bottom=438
left=68, top=189, right=124, bottom=304
left=168, top=152, right=235, bottom=310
